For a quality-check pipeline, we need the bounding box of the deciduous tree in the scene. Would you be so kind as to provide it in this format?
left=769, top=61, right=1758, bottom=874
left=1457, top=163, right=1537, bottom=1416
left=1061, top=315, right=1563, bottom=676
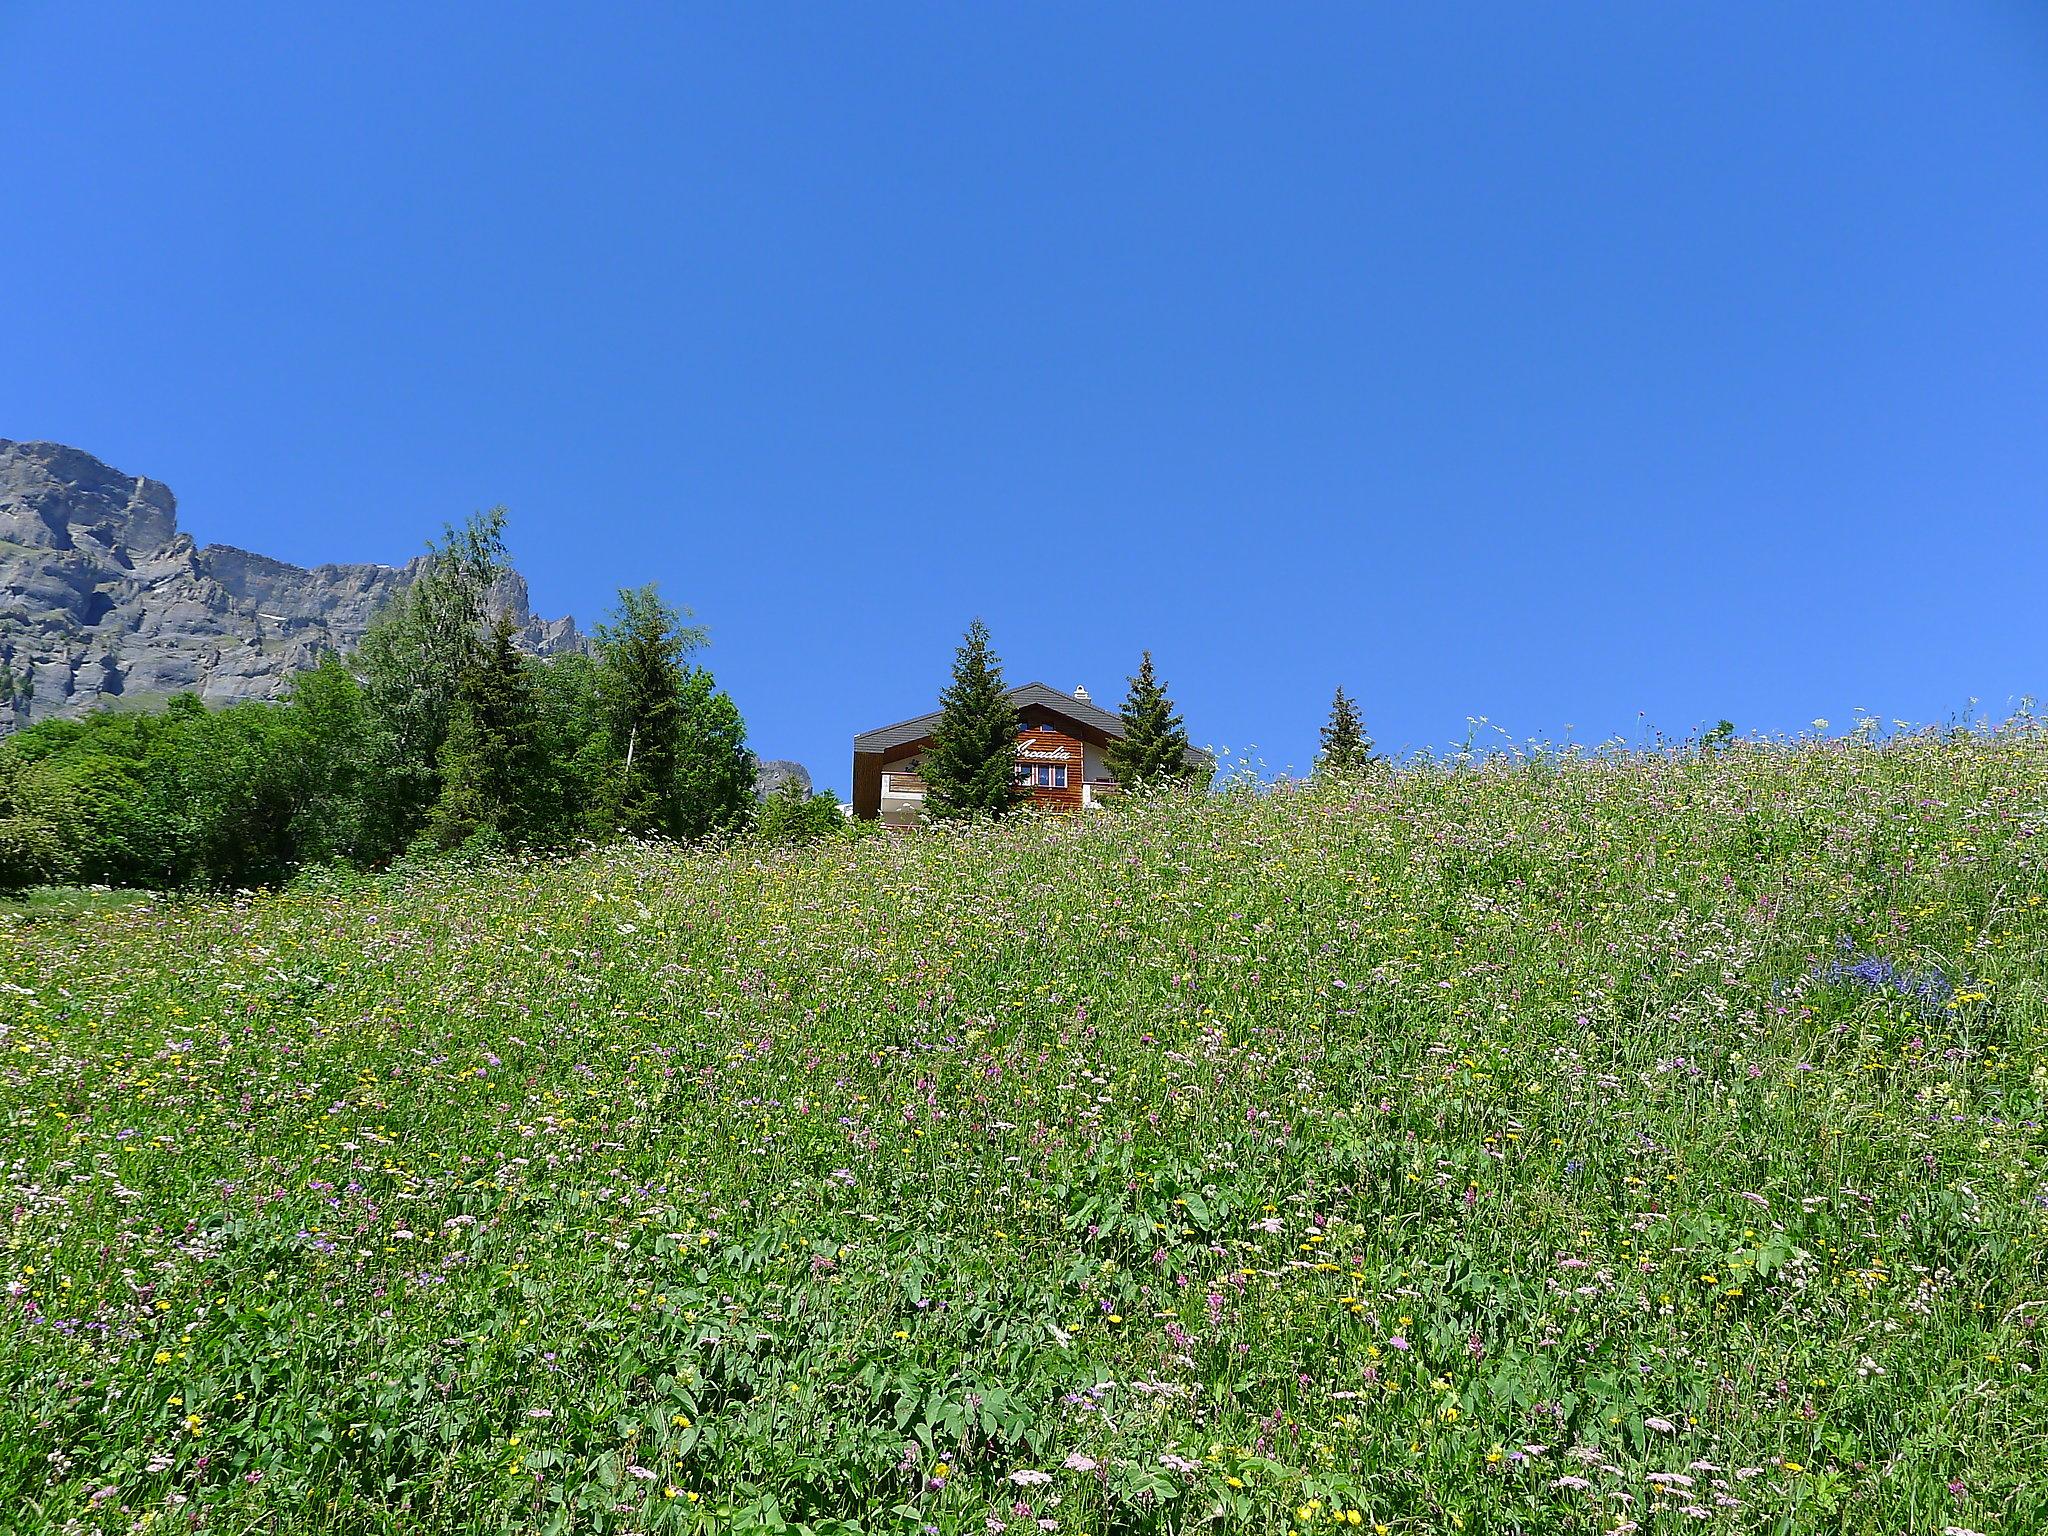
left=674, top=668, right=756, bottom=841
left=355, top=508, right=512, bottom=848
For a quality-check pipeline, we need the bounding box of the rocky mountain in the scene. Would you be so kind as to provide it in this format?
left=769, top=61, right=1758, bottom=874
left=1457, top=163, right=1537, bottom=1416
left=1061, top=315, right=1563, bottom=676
left=754, top=760, right=813, bottom=800
left=0, top=439, right=580, bottom=724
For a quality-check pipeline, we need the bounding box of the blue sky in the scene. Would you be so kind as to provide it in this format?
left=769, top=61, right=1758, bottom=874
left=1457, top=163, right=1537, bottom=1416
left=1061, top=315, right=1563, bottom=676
left=5, top=4, right=2046, bottom=791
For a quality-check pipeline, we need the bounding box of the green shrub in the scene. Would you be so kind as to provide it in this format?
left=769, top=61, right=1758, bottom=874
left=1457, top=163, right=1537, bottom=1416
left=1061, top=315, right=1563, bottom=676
left=755, top=779, right=850, bottom=845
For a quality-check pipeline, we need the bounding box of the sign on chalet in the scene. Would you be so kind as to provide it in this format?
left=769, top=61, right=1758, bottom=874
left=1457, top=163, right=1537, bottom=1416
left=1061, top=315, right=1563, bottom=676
left=851, top=682, right=1212, bottom=825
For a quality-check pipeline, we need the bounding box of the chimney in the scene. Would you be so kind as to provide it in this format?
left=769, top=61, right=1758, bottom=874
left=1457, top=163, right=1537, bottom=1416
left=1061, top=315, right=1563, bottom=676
left=1074, top=684, right=1090, bottom=702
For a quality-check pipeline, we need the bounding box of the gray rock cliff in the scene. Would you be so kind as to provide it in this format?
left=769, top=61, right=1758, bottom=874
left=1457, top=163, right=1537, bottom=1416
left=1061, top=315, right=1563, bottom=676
left=753, top=759, right=814, bottom=800
left=0, top=439, right=580, bottom=723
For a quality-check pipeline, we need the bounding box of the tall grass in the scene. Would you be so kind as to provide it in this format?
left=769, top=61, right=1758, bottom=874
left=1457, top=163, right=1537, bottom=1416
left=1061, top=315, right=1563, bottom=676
left=3, top=727, right=2043, bottom=1534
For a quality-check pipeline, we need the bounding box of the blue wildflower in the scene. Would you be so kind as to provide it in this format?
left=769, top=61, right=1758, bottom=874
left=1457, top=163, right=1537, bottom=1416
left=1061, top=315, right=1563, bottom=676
left=1816, top=940, right=1954, bottom=1016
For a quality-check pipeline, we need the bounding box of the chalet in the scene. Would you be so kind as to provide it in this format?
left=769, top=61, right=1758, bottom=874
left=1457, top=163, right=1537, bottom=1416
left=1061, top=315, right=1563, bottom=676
left=851, top=681, right=1212, bottom=824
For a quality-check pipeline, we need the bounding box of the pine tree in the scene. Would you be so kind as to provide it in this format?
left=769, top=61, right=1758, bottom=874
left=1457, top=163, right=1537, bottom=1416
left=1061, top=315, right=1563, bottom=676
left=593, top=584, right=705, bottom=837
left=1105, top=651, right=1195, bottom=788
left=1316, top=686, right=1374, bottom=774
left=427, top=615, right=543, bottom=848
left=921, top=619, right=1022, bottom=820
left=673, top=668, right=756, bottom=841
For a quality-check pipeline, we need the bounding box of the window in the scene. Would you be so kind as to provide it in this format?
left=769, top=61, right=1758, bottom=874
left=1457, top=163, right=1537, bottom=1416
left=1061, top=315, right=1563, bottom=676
left=1055, top=765, right=1068, bottom=788
left=1035, top=764, right=1051, bottom=787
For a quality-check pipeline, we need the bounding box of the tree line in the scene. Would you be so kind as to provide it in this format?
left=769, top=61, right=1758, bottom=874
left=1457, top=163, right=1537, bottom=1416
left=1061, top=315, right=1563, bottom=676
left=0, top=510, right=845, bottom=893
left=0, top=533, right=1384, bottom=892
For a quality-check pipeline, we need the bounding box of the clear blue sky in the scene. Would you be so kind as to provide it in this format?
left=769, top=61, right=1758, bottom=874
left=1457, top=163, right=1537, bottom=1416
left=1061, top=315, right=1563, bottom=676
left=6, top=4, right=2046, bottom=791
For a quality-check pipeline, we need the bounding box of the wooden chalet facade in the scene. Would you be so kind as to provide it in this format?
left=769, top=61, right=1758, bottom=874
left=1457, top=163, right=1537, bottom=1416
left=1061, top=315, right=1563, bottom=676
left=851, top=681, right=1212, bottom=825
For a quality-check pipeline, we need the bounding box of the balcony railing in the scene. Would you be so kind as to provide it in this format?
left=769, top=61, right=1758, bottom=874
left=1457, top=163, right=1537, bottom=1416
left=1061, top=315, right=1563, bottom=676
left=882, top=771, right=1122, bottom=811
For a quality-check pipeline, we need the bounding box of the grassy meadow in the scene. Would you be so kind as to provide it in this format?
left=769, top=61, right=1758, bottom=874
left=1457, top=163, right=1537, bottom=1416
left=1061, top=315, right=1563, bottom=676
left=3, top=729, right=2045, bottom=1535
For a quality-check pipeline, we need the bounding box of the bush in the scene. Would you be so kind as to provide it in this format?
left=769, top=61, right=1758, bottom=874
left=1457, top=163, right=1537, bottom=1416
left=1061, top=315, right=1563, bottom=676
left=0, top=811, right=64, bottom=895
left=755, top=780, right=850, bottom=845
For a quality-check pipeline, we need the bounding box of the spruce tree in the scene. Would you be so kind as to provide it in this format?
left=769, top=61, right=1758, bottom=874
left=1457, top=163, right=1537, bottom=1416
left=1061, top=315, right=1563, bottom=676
left=1316, top=686, right=1374, bottom=774
left=921, top=619, right=1022, bottom=819
left=0, top=656, right=26, bottom=735
left=427, top=615, right=543, bottom=848
left=673, top=668, right=756, bottom=841
left=1104, top=650, right=1195, bottom=788
left=593, top=584, right=705, bottom=837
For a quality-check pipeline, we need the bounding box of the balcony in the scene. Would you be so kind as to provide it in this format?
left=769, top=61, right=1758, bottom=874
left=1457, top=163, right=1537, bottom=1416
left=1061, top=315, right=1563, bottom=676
left=879, top=770, right=926, bottom=828
left=878, top=768, right=1121, bottom=819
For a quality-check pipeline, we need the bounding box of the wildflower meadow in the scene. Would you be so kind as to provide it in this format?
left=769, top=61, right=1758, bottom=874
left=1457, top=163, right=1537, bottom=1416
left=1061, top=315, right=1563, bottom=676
left=3, top=727, right=2044, bottom=1535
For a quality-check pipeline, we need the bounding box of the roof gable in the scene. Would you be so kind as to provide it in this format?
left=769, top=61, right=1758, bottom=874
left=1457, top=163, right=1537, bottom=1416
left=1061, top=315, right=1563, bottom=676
left=853, top=681, right=1211, bottom=771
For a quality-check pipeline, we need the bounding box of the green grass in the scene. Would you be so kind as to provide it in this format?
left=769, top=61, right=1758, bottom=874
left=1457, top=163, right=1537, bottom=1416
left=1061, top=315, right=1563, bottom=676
left=0, top=885, right=154, bottom=921
left=2, top=730, right=2044, bottom=1534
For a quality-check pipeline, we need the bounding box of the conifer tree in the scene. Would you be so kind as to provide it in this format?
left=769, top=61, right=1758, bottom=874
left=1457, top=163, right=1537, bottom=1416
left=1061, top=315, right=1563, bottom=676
left=427, top=615, right=543, bottom=848
left=593, top=584, right=705, bottom=837
left=921, top=619, right=1022, bottom=819
left=1105, top=651, right=1195, bottom=788
left=0, top=654, right=36, bottom=729
left=1316, top=686, right=1374, bottom=774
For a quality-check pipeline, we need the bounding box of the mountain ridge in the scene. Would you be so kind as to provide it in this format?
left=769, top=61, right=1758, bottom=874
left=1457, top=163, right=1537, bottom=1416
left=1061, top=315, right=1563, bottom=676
left=0, top=438, right=580, bottom=724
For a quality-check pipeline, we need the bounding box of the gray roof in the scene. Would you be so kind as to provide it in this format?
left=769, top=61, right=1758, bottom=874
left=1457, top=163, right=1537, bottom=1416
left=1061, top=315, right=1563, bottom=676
left=854, top=681, right=1212, bottom=770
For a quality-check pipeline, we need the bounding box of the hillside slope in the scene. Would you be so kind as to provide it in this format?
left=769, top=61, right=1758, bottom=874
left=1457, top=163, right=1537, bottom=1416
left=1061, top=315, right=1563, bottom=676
left=2, top=732, right=2043, bottom=1531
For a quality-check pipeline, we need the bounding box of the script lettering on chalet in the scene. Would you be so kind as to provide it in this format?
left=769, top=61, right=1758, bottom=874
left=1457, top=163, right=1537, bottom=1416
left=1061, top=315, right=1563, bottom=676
left=1015, top=736, right=1074, bottom=762
left=850, top=681, right=1212, bottom=826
